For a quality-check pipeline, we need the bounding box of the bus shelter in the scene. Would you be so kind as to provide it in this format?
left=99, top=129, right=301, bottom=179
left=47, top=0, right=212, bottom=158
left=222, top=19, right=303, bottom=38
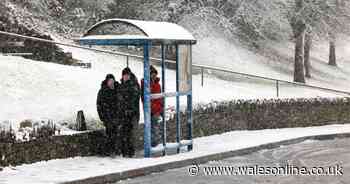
left=77, top=19, right=197, bottom=157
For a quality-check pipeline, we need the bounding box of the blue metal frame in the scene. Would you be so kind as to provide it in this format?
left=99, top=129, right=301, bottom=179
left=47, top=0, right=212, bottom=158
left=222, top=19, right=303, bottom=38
left=161, top=44, right=167, bottom=156
left=175, top=45, right=181, bottom=154
left=147, top=44, right=194, bottom=155
left=78, top=36, right=194, bottom=158
left=143, top=42, right=152, bottom=158
left=79, top=39, right=149, bottom=46
left=150, top=91, right=191, bottom=99
left=187, top=45, right=193, bottom=151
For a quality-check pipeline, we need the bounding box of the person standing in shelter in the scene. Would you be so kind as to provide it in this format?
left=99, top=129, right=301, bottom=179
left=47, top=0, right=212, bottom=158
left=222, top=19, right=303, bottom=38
left=119, top=67, right=141, bottom=158
left=97, top=74, right=122, bottom=156
left=141, top=65, right=163, bottom=147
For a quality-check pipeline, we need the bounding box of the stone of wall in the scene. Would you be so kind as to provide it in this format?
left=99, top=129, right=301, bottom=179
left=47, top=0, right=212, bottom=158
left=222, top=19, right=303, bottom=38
left=2, top=98, right=350, bottom=167
left=184, top=98, right=350, bottom=138
left=0, top=131, right=106, bottom=167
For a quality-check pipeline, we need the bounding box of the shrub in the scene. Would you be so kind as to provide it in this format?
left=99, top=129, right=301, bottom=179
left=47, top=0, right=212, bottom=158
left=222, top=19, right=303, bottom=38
left=0, top=127, right=16, bottom=143
left=30, top=120, right=56, bottom=140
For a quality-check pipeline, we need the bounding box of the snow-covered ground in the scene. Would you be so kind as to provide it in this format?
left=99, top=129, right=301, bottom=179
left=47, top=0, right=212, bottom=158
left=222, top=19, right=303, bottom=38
left=1, top=37, right=350, bottom=129
left=0, top=51, right=344, bottom=129
left=1, top=124, right=350, bottom=184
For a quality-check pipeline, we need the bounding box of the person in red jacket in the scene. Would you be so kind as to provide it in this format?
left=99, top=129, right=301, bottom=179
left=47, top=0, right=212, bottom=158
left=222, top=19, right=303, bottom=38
left=141, top=65, right=163, bottom=147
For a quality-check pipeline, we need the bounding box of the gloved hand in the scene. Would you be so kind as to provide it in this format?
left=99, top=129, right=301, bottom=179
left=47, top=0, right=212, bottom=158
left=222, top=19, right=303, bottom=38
left=125, top=110, right=134, bottom=117
left=157, top=116, right=163, bottom=123
left=152, top=115, right=163, bottom=125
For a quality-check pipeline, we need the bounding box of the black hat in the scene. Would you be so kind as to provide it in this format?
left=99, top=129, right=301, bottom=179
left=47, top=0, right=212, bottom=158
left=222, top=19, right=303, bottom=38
left=150, top=65, right=158, bottom=75
left=122, top=67, right=131, bottom=76
left=105, top=74, right=115, bottom=81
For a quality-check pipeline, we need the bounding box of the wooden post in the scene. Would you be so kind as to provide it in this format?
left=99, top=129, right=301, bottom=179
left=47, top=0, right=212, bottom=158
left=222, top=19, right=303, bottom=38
left=76, top=110, right=87, bottom=131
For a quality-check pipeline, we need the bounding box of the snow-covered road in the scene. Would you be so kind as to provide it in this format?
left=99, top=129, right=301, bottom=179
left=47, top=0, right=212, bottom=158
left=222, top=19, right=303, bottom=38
left=118, top=138, right=350, bottom=184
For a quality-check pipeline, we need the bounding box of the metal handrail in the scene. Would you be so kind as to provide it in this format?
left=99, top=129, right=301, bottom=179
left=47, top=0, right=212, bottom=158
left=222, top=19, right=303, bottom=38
left=2, top=53, right=33, bottom=56
left=193, top=63, right=350, bottom=96
left=0, top=30, right=349, bottom=97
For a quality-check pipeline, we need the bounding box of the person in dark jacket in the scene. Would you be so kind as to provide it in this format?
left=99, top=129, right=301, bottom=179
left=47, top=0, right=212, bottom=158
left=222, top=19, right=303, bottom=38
left=119, top=67, right=141, bottom=157
left=97, top=74, right=122, bottom=156
left=141, top=65, right=163, bottom=147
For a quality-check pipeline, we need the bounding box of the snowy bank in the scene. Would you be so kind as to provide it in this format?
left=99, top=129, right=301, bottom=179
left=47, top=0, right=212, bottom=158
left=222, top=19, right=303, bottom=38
left=0, top=49, right=345, bottom=128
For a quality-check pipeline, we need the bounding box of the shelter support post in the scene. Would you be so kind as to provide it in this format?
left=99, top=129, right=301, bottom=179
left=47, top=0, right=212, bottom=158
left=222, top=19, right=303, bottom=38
left=161, top=44, right=167, bottom=156
left=187, top=45, right=193, bottom=151
left=175, top=44, right=181, bottom=154
left=143, top=42, right=152, bottom=158
left=187, top=95, right=193, bottom=151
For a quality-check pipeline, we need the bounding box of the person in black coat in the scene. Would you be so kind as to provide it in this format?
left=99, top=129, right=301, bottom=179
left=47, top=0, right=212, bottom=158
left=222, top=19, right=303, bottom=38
left=119, top=68, right=141, bottom=158
left=97, top=74, right=122, bottom=156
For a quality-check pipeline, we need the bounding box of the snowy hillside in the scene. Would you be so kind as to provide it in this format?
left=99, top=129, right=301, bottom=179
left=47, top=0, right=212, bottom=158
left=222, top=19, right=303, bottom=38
left=1, top=0, right=350, bottom=129
left=194, top=33, right=350, bottom=92
left=0, top=43, right=346, bottom=128
left=184, top=11, right=350, bottom=92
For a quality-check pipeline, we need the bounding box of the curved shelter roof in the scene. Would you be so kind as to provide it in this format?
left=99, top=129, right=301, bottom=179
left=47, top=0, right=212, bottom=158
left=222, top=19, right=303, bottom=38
left=78, top=19, right=196, bottom=45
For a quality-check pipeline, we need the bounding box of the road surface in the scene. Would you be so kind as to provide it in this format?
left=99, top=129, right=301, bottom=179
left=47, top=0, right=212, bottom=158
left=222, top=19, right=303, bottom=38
left=115, top=138, right=350, bottom=184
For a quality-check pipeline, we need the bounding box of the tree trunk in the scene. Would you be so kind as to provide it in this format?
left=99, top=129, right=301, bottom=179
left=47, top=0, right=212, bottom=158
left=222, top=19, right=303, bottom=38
left=329, top=37, right=337, bottom=66
left=292, top=0, right=306, bottom=83
left=328, top=0, right=340, bottom=66
left=293, top=26, right=306, bottom=83
left=304, top=33, right=312, bottom=78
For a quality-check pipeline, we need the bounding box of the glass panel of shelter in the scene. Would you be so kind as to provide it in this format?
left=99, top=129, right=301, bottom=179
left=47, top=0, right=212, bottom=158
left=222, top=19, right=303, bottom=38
left=143, top=44, right=193, bottom=157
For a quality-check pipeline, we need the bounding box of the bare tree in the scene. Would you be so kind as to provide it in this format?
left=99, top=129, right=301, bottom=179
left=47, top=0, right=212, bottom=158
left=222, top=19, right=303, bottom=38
left=284, top=0, right=350, bottom=81
left=327, top=0, right=348, bottom=66
left=328, top=0, right=340, bottom=66
left=107, top=0, right=140, bottom=19
left=289, top=0, right=306, bottom=83
left=309, top=0, right=350, bottom=66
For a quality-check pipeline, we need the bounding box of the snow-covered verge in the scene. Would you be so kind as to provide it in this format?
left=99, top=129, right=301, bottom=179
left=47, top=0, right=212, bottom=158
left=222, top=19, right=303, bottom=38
left=0, top=47, right=345, bottom=132
left=1, top=124, right=350, bottom=184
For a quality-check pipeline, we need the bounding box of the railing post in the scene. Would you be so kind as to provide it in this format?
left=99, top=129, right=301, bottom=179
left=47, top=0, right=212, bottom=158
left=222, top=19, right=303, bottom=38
left=276, top=80, right=279, bottom=98
left=201, top=67, right=204, bottom=87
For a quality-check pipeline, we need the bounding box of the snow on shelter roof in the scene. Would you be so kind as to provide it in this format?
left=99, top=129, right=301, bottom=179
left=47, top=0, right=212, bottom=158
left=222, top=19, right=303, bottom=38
left=79, top=19, right=197, bottom=45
